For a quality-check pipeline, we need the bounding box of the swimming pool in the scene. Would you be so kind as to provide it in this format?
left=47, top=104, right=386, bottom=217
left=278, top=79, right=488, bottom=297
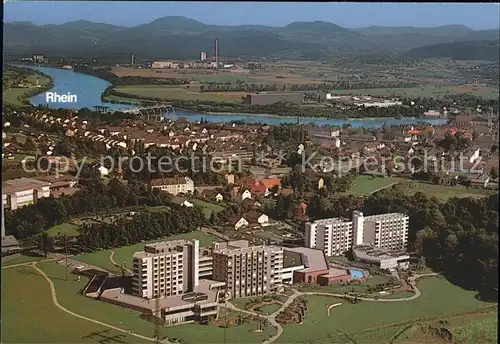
left=349, top=269, right=365, bottom=279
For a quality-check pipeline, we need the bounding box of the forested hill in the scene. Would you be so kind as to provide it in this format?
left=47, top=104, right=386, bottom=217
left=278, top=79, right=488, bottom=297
left=404, top=40, right=500, bottom=61
left=3, top=16, right=499, bottom=60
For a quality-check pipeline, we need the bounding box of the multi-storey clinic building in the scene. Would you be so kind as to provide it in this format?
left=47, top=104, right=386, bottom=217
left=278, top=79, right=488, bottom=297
left=211, top=240, right=283, bottom=298
left=132, top=240, right=200, bottom=299
left=305, top=211, right=409, bottom=256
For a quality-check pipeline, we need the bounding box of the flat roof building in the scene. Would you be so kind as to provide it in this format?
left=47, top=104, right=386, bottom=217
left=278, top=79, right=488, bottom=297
left=242, top=92, right=304, bottom=106
left=306, top=212, right=409, bottom=256
left=132, top=240, right=200, bottom=299
left=352, top=245, right=410, bottom=271
left=211, top=240, right=283, bottom=298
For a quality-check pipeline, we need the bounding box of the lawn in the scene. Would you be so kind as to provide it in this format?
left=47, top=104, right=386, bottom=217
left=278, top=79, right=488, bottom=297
left=46, top=222, right=80, bottom=237
left=350, top=175, right=404, bottom=195
left=2, top=253, right=45, bottom=267
left=191, top=198, right=225, bottom=219
left=257, top=304, right=282, bottom=314
left=401, top=181, right=496, bottom=201
left=73, top=250, right=120, bottom=273
left=277, top=277, right=496, bottom=343
left=73, top=231, right=217, bottom=271
left=115, top=85, right=248, bottom=103
left=36, top=261, right=275, bottom=344
left=1, top=265, right=139, bottom=343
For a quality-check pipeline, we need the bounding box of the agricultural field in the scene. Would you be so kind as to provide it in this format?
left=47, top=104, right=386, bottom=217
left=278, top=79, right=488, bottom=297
left=325, top=85, right=499, bottom=100
left=276, top=277, right=497, bottom=344
left=3, top=69, right=52, bottom=106
left=114, top=85, right=249, bottom=103
left=73, top=230, right=217, bottom=271
left=1, top=265, right=139, bottom=343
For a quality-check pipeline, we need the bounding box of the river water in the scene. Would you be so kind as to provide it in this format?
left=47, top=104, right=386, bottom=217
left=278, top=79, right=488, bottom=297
left=23, top=65, right=448, bottom=128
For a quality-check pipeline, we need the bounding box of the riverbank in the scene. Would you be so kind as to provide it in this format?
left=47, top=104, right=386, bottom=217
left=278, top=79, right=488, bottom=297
left=19, top=64, right=449, bottom=128
left=5, top=65, right=54, bottom=107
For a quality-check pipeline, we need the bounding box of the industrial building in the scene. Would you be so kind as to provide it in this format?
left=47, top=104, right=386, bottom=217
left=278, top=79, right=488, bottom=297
left=200, top=51, right=207, bottom=61
left=211, top=240, right=284, bottom=298
left=305, top=211, right=409, bottom=256
left=242, top=92, right=304, bottom=106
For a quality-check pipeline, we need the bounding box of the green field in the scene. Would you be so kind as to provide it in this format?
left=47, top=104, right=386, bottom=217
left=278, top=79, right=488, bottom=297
left=3, top=70, right=52, bottom=106
left=276, top=277, right=496, bottom=344
left=8, top=261, right=275, bottom=344
left=401, top=181, right=496, bottom=201
left=350, top=175, right=404, bottom=195
left=46, top=222, right=80, bottom=237
left=349, top=176, right=495, bottom=201
left=2, top=254, right=45, bottom=267
left=191, top=198, right=225, bottom=219
left=73, top=230, right=217, bottom=271
left=2, top=265, right=139, bottom=343
left=115, top=85, right=248, bottom=103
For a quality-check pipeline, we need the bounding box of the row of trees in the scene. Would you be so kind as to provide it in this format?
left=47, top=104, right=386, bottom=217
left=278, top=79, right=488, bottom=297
left=4, top=178, right=172, bottom=239
left=76, top=207, right=205, bottom=252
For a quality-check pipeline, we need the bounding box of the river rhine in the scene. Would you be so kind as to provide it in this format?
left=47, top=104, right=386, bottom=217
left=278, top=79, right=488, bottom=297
left=25, top=65, right=448, bottom=128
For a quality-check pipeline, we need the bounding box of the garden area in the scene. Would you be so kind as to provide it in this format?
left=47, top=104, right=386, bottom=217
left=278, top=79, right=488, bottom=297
left=276, top=277, right=497, bottom=344
left=191, top=198, right=225, bottom=219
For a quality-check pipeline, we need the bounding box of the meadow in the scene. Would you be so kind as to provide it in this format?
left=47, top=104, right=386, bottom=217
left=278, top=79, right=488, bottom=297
left=1, top=265, right=140, bottom=343
left=348, top=175, right=495, bottom=201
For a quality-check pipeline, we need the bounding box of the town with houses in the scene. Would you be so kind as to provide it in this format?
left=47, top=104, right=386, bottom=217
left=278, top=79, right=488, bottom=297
left=2, top=3, right=499, bottom=343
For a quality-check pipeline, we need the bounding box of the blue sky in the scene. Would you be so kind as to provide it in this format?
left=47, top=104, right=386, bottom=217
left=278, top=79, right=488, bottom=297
left=4, top=2, right=500, bottom=29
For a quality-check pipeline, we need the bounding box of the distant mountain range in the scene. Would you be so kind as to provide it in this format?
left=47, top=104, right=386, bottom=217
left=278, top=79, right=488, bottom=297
left=4, top=16, right=499, bottom=60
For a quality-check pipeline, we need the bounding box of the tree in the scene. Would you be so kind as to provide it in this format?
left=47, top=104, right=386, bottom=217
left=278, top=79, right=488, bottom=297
left=38, top=232, right=54, bottom=258
left=490, top=167, right=498, bottom=180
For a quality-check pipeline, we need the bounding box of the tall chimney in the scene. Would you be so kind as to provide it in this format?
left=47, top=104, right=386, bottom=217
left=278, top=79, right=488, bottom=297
left=215, top=39, right=219, bottom=67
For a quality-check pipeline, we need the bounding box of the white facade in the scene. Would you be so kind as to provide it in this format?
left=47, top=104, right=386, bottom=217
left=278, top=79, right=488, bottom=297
left=132, top=240, right=200, bottom=299
left=305, top=212, right=409, bottom=256
left=200, top=52, right=207, bottom=61
left=234, top=217, right=249, bottom=230
left=2, top=178, right=51, bottom=210
left=151, top=177, right=195, bottom=196
left=281, top=264, right=305, bottom=284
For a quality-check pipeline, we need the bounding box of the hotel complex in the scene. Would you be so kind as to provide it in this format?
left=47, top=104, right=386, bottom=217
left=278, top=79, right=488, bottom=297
left=212, top=240, right=284, bottom=298
left=305, top=211, right=409, bottom=256
left=132, top=240, right=201, bottom=298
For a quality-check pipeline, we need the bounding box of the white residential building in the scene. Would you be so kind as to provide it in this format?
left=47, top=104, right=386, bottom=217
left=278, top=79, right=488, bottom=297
left=2, top=178, right=51, bottom=210
left=132, top=240, right=200, bottom=299
left=305, top=212, right=409, bottom=256
left=150, top=177, right=195, bottom=195
left=211, top=240, right=284, bottom=298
